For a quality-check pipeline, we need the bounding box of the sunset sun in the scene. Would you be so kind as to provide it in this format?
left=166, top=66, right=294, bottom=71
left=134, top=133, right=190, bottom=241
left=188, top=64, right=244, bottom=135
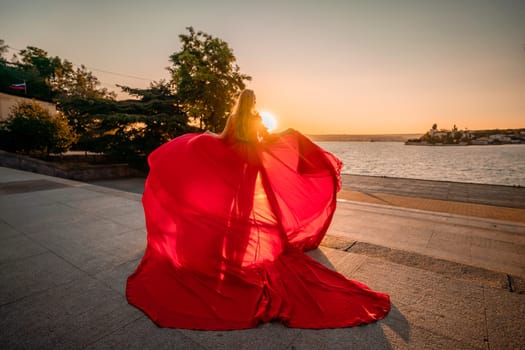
left=260, top=111, right=278, bottom=132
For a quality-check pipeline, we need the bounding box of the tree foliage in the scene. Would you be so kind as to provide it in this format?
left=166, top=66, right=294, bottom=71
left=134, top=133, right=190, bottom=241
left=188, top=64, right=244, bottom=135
left=19, top=46, right=115, bottom=100
left=0, top=39, right=8, bottom=62
left=0, top=101, right=76, bottom=155
left=0, top=42, right=114, bottom=101
left=59, top=81, right=192, bottom=168
left=169, top=27, right=251, bottom=132
left=2, top=28, right=251, bottom=168
left=0, top=60, right=54, bottom=101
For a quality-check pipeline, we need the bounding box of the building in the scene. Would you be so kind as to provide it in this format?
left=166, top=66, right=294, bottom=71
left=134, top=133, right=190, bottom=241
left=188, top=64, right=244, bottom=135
left=0, top=92, right=57, bottom=121
left=429, top=129, right=448, bottom=138
left=489, top=134, right=512, bottom=143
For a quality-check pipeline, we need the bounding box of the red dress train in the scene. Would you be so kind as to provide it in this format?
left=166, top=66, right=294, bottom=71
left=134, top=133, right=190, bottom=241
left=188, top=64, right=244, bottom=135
left=126, top=130, right=390, bottom=330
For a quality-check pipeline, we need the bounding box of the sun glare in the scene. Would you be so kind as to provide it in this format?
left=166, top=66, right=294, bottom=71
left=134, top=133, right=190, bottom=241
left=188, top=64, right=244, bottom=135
left=260, top=111, right=278, bottom=132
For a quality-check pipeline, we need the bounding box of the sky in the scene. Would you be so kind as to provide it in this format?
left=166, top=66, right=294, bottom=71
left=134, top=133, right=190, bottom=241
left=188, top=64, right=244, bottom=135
left=1, top=0, right=524, bottom=134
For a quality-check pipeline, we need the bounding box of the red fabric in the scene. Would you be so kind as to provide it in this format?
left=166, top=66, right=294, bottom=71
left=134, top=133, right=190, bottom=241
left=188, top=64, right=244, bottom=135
left=126, top=130, right=390, bottom=330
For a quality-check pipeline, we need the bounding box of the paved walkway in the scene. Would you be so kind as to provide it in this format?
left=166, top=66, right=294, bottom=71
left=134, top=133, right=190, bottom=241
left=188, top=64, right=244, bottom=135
left=89, top=175, right=525, bottom=223
left=332, top=200, right=525, bottom=277
left=90, top=175, right=525, bottom=275
left=340, top=174, right=525, bottom=209
left=1, top=167, right=524, bottom=349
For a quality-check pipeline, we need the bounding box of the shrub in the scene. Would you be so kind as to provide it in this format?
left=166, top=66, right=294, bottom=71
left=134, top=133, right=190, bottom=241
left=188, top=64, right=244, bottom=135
left=0, top=101, right=77, bottom=155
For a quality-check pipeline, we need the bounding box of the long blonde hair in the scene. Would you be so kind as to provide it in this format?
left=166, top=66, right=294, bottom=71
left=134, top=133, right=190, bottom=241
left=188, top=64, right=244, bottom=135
left=222, top=89, right=265, bottom=142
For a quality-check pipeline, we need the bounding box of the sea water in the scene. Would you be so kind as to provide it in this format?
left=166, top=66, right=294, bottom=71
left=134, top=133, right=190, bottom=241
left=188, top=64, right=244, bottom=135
left=316, top=142, right=525, bottom=187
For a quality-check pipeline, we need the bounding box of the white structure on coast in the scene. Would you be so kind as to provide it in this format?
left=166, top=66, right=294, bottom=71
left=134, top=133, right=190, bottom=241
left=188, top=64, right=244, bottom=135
left=406, top=124, right=525, bottom=146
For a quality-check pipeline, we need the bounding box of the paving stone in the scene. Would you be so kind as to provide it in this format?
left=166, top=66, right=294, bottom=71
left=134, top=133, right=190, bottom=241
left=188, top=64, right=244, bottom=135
left=67, top=195, right=139, bottom=212
left=29, top=224, right=146, bottom=275
left=0, top=220, right=20, bottom=240
left=26, top=213, right=131, bottom=240
left=433, top=230, right=525, bottom=256
left=303, top=248, right=492, bottom=349
left=108, top=212, right=145, bottom=230
left=1, top=166, right=524, bottom=349
left=0, top=167, right=52, bottom=183
left=38, top=186, right=107, bottom=203
left=437, top=216, right=525, bottom=237
left=0, top=191, right=57, bottom=212
left=425, top=234, right=473, bottom=259
left=86, top=184, right=143, bottom=201
left=0, top=179, right=70, bottom=195
left=0, top=234, right=47, bottom=264
left=320, top=234, right=356, bottom=250
left=470, top=247, right=525, bottom=277
left=0, top=276, right=142, bottom=349
left=391, top=227, right=433, bottom=248
left=421, top=247, right=474, bottom=270
left=484, top=287, right=525, bottom=350
left=86, top=316, right=206, bottom=350
left=95, top=257, right=143, bottom=296
left=351, top=258, right=488, bottom=349
left=179, top=322, right=301, bottom=350
left=291, top=323, right=393, bottom=350
left=347, top=242, right=508, bottom=290
left=99, top=205, right=145, bottom=230
left=0, top=252, right=85, bottom=305
left=88, top=177, right=145, bottom=194
left=0, top=202, right=87, bottom=233
left=381, top=323, right=487, bottom=350
left=307, top=246, right=367, bottom=278
left=90, top=201, right=143, bottom=220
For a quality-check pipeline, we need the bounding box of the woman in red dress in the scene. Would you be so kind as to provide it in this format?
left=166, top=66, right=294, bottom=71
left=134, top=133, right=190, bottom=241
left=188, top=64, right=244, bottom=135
left=126, top=89, right=390, bottom=330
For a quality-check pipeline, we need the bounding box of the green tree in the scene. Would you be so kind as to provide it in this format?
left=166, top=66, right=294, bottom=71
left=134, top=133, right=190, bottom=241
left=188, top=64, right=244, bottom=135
left=169, top=27, right=251, bottom=132
left=0, top=44, right=54, bottom=100
left=0, top=44, right=114, bottom=101
left=19, top=46, right=62, bottom=81
left=0, top=101, right=76, bottom=155
left=0, top=39, right=8, bottom=62
left=59, top=81, right=191, bottom=168
left=18, top=46, right=114, bottom=100
left=51, top=61, right=115, bottom=99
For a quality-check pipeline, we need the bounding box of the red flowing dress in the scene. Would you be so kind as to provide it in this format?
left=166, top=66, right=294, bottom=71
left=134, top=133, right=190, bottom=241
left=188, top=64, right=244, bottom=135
left=126, top=129, right=390, bottom=330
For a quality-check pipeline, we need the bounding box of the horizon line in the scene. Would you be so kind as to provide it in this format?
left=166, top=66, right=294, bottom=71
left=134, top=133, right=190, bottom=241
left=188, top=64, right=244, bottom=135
left=306, top=127, right=525, bottom=136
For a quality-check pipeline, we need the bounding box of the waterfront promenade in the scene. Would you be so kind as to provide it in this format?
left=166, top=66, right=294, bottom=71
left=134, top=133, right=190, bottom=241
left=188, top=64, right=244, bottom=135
left=1, top=166, right=524, bottom=349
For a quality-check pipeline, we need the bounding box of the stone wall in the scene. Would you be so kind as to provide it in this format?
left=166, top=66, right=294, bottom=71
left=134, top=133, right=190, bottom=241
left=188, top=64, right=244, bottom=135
left=0, top=150, right=145, bottom=181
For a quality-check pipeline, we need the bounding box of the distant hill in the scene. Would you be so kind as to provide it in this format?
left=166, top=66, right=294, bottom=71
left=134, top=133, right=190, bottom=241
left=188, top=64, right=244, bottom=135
left=307, top=134, right=423, bottom=142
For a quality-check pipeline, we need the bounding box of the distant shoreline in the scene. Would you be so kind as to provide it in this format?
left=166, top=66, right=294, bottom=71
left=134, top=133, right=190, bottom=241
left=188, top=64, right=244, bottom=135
left=307, top=134, right=423, bottom=142
left=404, top=127, right=525, bottom=146
left=405, top=141, right=525, bottom=146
